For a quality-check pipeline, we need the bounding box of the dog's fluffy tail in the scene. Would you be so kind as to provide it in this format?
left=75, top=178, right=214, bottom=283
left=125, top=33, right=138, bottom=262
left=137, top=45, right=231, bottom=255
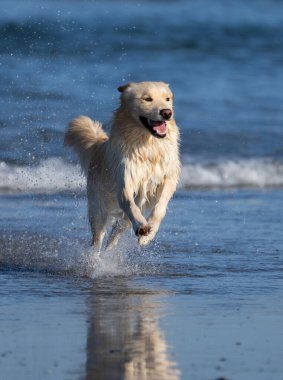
left=64, top=115, right=108, bottom=173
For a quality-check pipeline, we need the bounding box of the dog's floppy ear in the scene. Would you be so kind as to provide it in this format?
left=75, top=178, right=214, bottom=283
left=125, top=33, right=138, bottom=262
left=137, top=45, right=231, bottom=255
left=118, top=83, right=132, bottom=93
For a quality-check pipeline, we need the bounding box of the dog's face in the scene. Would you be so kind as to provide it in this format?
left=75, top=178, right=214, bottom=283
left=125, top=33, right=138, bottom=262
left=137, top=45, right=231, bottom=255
left=118, top=81, right=174, bottom=138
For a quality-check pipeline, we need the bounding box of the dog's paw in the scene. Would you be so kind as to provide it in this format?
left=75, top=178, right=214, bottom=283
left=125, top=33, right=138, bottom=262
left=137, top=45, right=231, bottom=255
left=136, top=224, right=151, bottom=237
left=138, top=228, right=157, bottom=246
left=138, top=235, right=152, bottom=246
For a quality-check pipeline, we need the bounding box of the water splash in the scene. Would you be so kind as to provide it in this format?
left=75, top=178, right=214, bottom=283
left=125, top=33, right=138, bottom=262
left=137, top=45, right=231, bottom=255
left=0, top=232, right=161, bottom=278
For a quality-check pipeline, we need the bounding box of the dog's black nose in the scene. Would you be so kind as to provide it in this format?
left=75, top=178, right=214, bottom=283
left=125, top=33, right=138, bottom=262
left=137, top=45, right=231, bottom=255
left=160, top=109, right=172, bottom=120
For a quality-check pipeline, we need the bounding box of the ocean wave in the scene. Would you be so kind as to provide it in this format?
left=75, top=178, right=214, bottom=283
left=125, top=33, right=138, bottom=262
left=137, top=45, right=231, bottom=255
left=1, top=157, right=283, bottom=194
left=180, top=159, right=283, bottom=189
left=0, top=158, right=85, bottom=194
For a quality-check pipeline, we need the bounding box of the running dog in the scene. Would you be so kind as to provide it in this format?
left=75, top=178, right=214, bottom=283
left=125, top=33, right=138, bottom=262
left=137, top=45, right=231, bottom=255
left=65, top=81, right=180, bottom=250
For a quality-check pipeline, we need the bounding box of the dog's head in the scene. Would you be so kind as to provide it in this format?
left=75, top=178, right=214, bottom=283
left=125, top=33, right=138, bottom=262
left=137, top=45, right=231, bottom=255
left=118, top=81, right=174, bottom=139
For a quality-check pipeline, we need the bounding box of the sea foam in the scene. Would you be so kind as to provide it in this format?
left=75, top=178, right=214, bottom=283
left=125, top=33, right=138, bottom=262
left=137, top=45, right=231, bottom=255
left=0, top=157, right=283, bottom=194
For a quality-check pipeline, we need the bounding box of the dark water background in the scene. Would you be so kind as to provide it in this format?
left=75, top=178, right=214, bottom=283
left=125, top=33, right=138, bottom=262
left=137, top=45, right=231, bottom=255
left=0, top=1, right=283, bottom=379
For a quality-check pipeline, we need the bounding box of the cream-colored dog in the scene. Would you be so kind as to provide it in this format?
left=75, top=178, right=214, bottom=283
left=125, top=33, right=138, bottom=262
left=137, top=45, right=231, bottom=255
left=65, top=81, right=180, bottom=250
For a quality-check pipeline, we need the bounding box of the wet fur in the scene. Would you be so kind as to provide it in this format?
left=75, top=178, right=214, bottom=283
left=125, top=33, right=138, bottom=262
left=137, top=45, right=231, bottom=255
left=65, top=81, right=180, bottom=250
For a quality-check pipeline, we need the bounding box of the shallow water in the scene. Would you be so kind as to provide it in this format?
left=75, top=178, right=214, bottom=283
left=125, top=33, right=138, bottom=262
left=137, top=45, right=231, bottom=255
left=1, top=190, right=283, bottom=380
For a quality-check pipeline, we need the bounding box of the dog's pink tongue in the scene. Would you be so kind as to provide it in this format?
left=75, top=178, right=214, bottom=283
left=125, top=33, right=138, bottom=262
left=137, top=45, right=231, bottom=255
left=150, top=121, right=167, bottom=134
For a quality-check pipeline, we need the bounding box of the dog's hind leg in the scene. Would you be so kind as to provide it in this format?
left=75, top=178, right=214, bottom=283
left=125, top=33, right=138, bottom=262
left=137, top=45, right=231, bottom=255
left=88, top=195, right=108, bottom=252
left=91, top=227, right=106, bottom=251
left=105, top=217, right=130, bottom=250
left=89, top=211, right=107, bottom=251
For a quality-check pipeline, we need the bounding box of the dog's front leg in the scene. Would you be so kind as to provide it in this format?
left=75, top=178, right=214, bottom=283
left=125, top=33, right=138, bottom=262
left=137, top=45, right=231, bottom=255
left=117, top=187, right=150, bottom=238
left=139, top=177, right=177, bottom=246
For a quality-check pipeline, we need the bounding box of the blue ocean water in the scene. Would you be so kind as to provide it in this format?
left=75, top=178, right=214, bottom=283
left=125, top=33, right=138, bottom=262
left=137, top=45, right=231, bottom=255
left=0, top=1, right=283, bottom=380
left=0, top=0, right=283, bottom=189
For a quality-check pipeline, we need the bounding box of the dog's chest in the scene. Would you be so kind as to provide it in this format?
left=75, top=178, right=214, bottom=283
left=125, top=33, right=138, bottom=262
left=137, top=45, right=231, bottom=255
left=129, top=144, right=173, bottom=196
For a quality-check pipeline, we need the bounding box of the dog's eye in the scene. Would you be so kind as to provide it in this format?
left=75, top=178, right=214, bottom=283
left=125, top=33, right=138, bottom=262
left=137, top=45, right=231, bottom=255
left=166, top=97, right=170, bottom=101
left=144, top=97, right=153, bottom=102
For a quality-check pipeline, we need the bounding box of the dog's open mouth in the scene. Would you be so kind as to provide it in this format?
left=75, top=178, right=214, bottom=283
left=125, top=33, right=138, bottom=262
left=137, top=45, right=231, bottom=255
left=139, top=117, right=167, bottom=138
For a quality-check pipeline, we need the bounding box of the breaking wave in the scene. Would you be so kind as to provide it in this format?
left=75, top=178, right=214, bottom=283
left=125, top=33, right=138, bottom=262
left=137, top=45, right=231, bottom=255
left=180, top=158, right=283, bottom=189
left=0, top=158, right=85, bottom=194
left=1, top=157, right=283, bottom=194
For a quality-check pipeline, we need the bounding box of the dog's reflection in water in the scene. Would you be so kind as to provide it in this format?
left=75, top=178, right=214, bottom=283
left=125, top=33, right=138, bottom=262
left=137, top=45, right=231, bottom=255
left=84, top=280, right=180, bottom=380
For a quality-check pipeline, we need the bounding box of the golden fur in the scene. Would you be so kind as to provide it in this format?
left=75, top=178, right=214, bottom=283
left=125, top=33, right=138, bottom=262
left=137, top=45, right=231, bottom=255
left=65, top=81, right=180, bottom=249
